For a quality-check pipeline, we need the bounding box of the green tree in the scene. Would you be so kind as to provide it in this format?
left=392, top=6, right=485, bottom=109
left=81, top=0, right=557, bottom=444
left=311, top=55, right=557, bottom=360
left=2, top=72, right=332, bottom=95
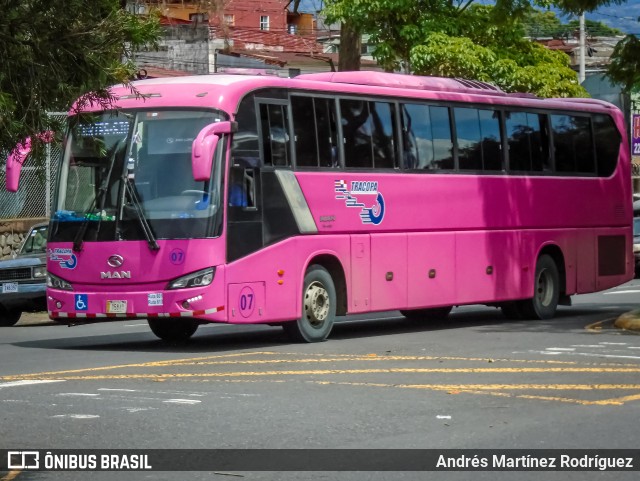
left=0, top=0, right=160, bottom=163
left=323, top=0, right=628, bottom=97
left=607, top=34, right=640, bottom=91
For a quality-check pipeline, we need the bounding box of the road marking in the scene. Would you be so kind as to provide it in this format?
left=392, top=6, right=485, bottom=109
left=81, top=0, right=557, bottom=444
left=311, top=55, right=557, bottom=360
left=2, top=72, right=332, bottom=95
left=534, top=351, right=640, bottom=361
left=603, top=290, right=640, bottom=295
left=1, top=471, right=21, bottom=481
left=546, top=348, right=576, bottom=351
left=57, top=393, right=99, bottom=397
left=0, top=380, right=64, bottom=389
left=163, top=399, right=201, bottom=405
left=51, top=414, right=100, bottom=419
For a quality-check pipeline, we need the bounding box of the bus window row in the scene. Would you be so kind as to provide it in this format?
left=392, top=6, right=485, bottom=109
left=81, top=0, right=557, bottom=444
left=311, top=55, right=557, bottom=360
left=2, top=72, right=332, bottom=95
left=231, top=91, right=621, bottom=178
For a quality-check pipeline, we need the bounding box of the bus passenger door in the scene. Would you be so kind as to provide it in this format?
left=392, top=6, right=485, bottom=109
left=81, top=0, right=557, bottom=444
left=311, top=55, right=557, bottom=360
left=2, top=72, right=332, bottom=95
left=350, top=235, right=370, bottom=313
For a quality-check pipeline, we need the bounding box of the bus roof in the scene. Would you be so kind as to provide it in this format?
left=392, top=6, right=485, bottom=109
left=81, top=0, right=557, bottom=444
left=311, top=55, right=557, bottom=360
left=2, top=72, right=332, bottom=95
left=71, top=72, right=620, bottom=117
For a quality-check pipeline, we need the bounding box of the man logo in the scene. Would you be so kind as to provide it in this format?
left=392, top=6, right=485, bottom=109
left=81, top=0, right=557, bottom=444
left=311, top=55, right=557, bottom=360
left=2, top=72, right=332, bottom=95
left=8, top=451, right=39, bottom=469
left=107, top=255, right=124, bottom=268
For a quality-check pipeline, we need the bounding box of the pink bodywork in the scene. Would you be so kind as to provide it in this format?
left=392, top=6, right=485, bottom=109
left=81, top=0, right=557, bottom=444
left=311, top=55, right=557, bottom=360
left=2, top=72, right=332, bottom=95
left=41, top=73, right=633, bottom=324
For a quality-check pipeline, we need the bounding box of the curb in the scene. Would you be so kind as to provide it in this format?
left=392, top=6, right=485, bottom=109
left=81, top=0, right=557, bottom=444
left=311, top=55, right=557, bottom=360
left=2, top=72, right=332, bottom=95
left=614, top=310, right=640, bottom=332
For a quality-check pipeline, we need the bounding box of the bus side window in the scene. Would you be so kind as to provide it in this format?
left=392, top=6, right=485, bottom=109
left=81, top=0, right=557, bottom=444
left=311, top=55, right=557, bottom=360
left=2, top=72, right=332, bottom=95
left=315, top=98, right=338, bottom=168
left=593, top=114, right=620, bottom=177
left=551, top=114, right=594, bottom=174
left=259, top=103, right=290, bottom=167
left=370, top=101, right=396, bottom=169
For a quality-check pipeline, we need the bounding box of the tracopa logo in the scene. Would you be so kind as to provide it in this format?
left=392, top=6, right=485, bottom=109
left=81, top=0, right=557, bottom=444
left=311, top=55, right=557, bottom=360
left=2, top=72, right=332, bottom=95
left=8, top=451, right=40, bottom=469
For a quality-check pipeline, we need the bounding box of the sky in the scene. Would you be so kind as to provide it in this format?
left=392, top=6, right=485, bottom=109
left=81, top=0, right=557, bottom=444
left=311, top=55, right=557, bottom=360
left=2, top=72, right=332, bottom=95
left=297, top=1, right=640, bottom=35
left=581, top=1, right=640, bottom=34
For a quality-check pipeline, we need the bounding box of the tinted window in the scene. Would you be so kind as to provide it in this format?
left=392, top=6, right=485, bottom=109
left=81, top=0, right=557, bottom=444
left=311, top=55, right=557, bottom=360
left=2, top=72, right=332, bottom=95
left=506, top=111, right=548, bottom=172
left=455, top=108, right=502, bottom=171
left=551, top=114, right=595, bottom=174
left=292, top=96, right=338, bottom=168
left=340, top=99, right=397, bottom=169
left=593, top=114, right=620, bottom=177
left=291, top=96, right=316, bottom=167
left=232, top=95, right=260, bottom=167
left=401, top=104, right=453, bottom=170
left=260, top=103, right=290, bottom=166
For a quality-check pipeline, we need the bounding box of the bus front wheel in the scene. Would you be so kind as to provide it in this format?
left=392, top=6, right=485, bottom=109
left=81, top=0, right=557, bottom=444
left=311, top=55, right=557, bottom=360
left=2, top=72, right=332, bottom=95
left=519, top=255, right=560, bottom=320
left=148, top=319, right=199, bottom=342
left=283, top=265, right=336, bottom=343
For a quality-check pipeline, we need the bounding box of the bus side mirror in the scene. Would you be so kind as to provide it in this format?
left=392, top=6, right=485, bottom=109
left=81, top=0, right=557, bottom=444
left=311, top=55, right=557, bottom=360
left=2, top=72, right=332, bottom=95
left=5, top=138, right=32, bottom=192
left=5, top=132, right=54, bottom=192
left=192, top=121, right=237, bottom=181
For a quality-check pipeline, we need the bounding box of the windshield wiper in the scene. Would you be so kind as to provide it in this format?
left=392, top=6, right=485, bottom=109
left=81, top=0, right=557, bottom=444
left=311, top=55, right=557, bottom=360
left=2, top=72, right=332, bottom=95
left=123, top=176, right=159, bottom=251
left=72, top=140, right=124, bottom=252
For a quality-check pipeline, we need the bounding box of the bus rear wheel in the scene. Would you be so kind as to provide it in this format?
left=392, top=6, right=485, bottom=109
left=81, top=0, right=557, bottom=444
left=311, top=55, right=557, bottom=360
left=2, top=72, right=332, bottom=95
left=519, top=254, right=560, bottom=320
left=400, top=306, right=452, bottom=321
left=283, top=265, right=336, bottom=343
left=148, top=319, right=199, bottom=342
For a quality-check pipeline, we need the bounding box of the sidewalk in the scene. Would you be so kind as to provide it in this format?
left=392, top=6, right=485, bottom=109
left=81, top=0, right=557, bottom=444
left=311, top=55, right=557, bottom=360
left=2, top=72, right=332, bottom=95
left=16, top=312, right=57, bottom=327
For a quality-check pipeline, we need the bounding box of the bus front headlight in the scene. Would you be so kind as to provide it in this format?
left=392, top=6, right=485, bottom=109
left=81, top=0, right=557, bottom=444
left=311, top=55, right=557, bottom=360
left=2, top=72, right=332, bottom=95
left=166, top=267, right=215, bottom=290
left=47, top=272, right=73, bottom=291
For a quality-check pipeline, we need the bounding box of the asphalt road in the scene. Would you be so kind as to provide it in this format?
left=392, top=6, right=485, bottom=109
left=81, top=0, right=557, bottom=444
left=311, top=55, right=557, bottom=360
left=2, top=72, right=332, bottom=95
left=1, top=280, right=640, bottom=481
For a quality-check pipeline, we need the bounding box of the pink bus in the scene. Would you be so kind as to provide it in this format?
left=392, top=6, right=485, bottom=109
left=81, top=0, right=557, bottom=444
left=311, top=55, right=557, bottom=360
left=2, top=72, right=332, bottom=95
left=7, top=71, right=634, bottom=342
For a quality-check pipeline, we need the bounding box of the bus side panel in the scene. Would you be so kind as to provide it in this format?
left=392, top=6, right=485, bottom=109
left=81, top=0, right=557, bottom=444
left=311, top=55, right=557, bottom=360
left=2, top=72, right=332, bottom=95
left=350, top=235, right=371, bottom=313
left=407, top=232, right=457, bottom=309
left=576, top=229, right=596, bottom=294
left=225, top=236, right=352, bottom=323
left=370, top=234, right=407, bottom=312
left=594, top=227, right=633, bottom=292
left=455, top=231, right=523, bottom=305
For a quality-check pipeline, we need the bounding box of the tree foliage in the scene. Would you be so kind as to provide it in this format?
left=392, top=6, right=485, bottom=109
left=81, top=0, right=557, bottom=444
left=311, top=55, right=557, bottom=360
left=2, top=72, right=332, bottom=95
left=0, top=0, right=160, bottom=164
left=607, top=34, right=640, bottom=92
left=323, top=0, right=627, bottom=97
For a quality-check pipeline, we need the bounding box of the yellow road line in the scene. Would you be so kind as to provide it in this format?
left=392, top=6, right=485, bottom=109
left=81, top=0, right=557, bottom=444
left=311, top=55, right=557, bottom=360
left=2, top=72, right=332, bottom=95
left=1, top=471, right=21, bottom=481
left=312, top=381, right=640, bottom=405
left=5, top=366, right=640, bottom=382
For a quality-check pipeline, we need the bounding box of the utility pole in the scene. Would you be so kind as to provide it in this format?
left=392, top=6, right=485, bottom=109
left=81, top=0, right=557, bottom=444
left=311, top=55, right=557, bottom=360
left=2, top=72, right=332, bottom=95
left=579, top=12, right=586, bottom=84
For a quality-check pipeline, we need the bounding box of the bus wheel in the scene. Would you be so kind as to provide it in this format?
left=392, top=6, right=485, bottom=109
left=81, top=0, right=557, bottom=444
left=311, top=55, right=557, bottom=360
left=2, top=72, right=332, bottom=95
left=400, top=306, right=452, bottom=321
left=148, top=319, right=199, bottom=342
left=520, top=255, right=560, bottom=320
left=0, top=306, right=21, bottom=327
left=283, top=265, right=336, bottom=343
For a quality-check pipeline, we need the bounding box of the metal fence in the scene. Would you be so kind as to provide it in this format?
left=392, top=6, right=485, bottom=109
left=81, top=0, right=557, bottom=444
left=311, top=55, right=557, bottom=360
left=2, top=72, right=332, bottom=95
left=0, top=113, right=66, bottom=221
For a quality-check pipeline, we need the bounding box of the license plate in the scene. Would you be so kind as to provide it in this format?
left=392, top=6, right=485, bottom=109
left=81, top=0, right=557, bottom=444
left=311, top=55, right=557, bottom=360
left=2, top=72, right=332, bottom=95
left=106, top=300, right=127, bottom=314
left=1, top=283, right=18, bottom=293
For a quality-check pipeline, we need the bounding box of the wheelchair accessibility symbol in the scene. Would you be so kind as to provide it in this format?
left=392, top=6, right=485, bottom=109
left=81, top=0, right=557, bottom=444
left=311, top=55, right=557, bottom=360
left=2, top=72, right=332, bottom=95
left=75, top=294, right=88, bottom=311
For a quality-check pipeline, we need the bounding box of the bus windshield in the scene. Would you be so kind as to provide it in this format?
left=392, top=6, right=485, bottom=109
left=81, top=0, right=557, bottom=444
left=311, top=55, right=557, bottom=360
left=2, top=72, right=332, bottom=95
left=52, top=109, right=227, bottom=243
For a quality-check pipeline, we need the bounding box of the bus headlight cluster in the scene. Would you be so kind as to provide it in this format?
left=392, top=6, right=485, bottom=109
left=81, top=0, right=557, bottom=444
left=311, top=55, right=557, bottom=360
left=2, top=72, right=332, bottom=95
left=47, top=272, right=73, bottom=291
left=166, top=267, right=215, bottom=290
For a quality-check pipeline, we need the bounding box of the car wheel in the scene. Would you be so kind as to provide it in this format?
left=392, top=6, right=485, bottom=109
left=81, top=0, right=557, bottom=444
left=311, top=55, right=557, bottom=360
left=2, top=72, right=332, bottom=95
left=148, top=319, right=199, bottom=342
left=283, top=265, right=336, bottom=343
left=0, top=305, right=21, bottom=327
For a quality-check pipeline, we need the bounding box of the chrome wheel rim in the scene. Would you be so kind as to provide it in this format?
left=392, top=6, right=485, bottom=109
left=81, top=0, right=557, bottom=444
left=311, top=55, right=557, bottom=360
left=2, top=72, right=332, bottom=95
left=304, top=281, right=330, bottom=327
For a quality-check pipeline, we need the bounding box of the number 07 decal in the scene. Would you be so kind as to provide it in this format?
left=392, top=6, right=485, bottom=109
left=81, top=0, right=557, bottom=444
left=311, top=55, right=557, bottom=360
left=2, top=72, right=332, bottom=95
left=238, top=286, right=256, bottom=318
